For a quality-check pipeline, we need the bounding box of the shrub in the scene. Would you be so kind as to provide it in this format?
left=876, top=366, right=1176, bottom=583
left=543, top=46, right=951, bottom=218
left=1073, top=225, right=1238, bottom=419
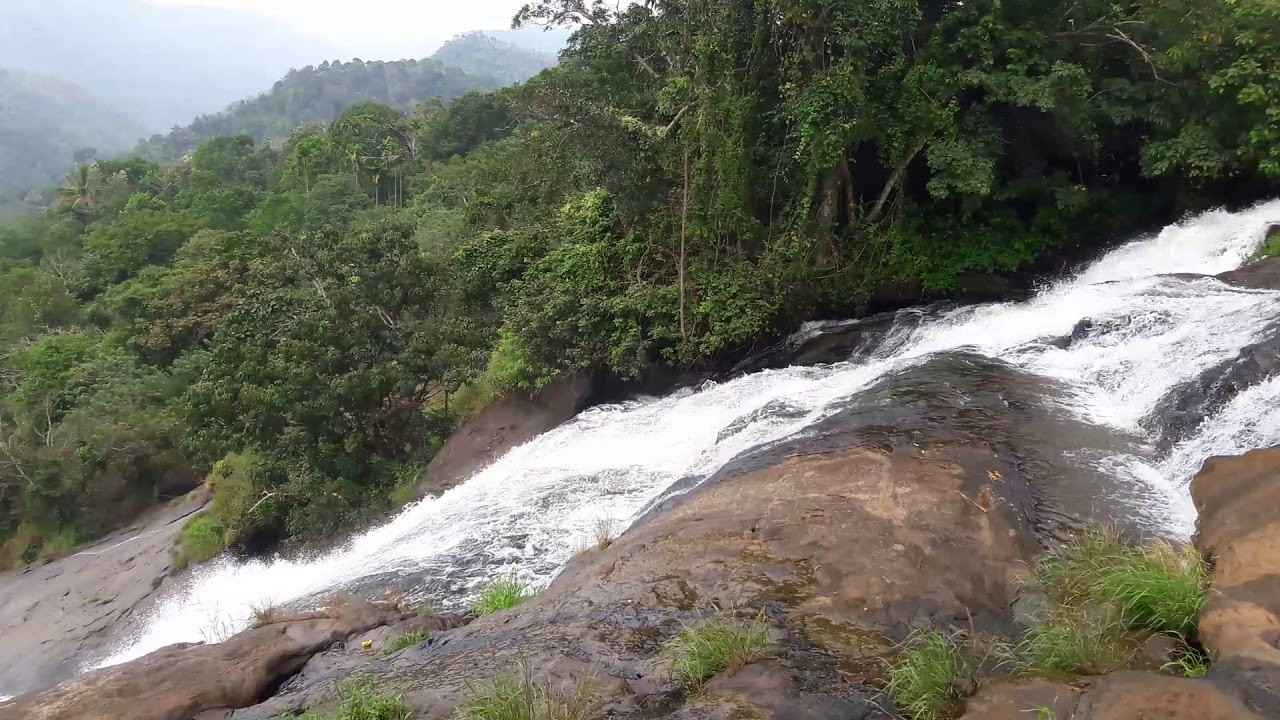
left=664, top=613, right=770, bottom=691
left=886, top=631, right=964, bottom=720
left=172, top=513, right=225, bottom=570
left=592, top=518, right=617, bottom=551
left=299, top=679, right=413, bottom=720
left=454, top=662, right=598, bottom=720
left=385, top=630, right=428, bottom=654
left=1039, top=530, right=1208, bottom=637
left=1015, top=608, right=1134, bottom=676
left=208, top=450, right=274, bottom=546
left=470, top=577, right=532, bottom=617
left=250, top=602, right=282, bottom=627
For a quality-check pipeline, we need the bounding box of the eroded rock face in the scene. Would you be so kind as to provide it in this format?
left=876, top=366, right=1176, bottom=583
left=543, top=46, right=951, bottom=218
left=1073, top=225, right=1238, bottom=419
left=415, top=371, right=596, bottom=498
left=0, top=488, right=209, bottom=699
left=0, top=600, right=408, bottom=720
left=1192, top=448, right=1280, bottom=719
left=232, top=432, right=1038, bottom=719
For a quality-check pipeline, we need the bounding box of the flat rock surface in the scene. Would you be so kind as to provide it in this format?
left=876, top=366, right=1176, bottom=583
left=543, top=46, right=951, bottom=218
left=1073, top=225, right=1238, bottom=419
left=0, top=487, right=208, bottom=699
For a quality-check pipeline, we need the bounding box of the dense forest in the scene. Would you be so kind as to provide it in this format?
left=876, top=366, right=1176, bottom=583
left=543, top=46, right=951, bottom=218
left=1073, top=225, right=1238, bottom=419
left=0, top=69, right=144, bottom=212
left=1, top=0, right=1278, bottom=568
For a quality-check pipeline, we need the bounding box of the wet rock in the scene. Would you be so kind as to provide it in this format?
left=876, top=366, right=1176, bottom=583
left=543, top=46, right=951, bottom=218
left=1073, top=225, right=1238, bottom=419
left=0, top=488, right=209, bottom=698
left=729, top=307, right=937, bottom=375
left=1012, top=588, right=1051, bottom=630
left=416, top=371, right=596, bottom=498
left=958, top=678, right=1081, bottom=719
left=0, top=599, right=408, bottom=720
left=1149, top=321, right=1280, bottom=450
left=1216, top=255, right=1280, bottom=290
left=1080, top=672, right=1262, bottom=720
left=232, top=432, right=1038, bottom=719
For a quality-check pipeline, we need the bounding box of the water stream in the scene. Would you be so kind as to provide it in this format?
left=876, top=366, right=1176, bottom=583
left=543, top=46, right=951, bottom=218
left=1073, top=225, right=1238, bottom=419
left=94, top=200, right=1280, bottom=669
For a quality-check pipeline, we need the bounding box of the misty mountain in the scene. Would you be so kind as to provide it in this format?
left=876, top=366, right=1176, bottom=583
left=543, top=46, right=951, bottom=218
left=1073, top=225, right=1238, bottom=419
left=484, top=27, right=573, bottom=57
left=136, top=59, right=497, bottom=161
left=0, top=68, right=146, bottom=210
left=0, top=0, right=341, bottom=133
left=431, top=32, right=558, bottom=87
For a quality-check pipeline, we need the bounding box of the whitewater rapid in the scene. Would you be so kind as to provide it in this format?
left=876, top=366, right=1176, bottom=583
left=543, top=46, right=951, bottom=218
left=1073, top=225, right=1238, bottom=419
left=94, top=200, right=1280, bottom=669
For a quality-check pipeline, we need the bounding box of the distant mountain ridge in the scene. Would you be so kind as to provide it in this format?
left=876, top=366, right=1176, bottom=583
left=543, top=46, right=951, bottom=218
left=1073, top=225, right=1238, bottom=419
left=0, top=0, right=341, bottom=132
left=432, top=32, right=558, bottom=86
left=136, top=33, right=559, bottom=162
left=0, top=68, right=145, bottom=210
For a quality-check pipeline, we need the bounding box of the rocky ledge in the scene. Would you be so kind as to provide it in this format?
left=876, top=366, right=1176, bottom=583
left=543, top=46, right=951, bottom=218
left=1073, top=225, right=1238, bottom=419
left=5, top=438, right=1278, bottom=720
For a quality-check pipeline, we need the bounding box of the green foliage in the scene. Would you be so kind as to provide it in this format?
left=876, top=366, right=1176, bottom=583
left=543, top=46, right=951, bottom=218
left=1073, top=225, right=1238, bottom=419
left=1162, top=643, right=1211, bottom=679
left=469, top=577, right=533, bottom=616
left=207, top=451, right=275, bottom=548
left=454, top=665, right=598, bottom=720
left=173, top=513, right=226, bottom=570
left=384, top=630, right=428, bottom=654
left=885, top=631, right=964, bottom=720
left=1015, top=608, right=1135, bottom=676
left=663, top=613, right=770, bottom=692
left=299, top=679, right=414, bottom=720
left=1039, top=530, right=1208, bottom=636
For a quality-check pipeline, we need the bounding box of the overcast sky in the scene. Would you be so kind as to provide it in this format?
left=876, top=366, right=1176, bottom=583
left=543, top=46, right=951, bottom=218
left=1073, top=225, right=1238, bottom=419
left=146, top=0, right=533, bottom=59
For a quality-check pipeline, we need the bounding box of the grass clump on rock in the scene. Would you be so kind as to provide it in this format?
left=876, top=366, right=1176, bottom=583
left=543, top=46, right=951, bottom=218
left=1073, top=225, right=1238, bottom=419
left=470, top=577, right=533, bottom=617
left=1019, top=529, right=1209, bottom=677
left=455, top=662, right=598, bottom=720
left=385, top=630, right=428, bottom=654
left=886, top=631, right=965, bottom=720
left=172, top=513, right=225, bottom=570
left=1039, top=529, right=1208, bottom=636
left=664, top=612, right=770, bottom=692
left=300, top=678, right=413, bottom=720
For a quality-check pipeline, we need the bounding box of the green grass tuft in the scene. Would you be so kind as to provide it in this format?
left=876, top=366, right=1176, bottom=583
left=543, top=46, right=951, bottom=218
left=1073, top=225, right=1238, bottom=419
left=172, top=513, right=225, bottom=570
left=1162, top=641, right=1211, bottom=678
left=299, top=678, right=413, bottom=720
left=1038, top=530, right=1207, bottom=636
left=886, top=631, right=964, bottom=720
left=664, top=612, right=771, bottom=692
left=454, top=662, right=598, bottom=720
left=1256, top=231, right=1280, bottom=259
left=385, top=630, right=428, bottom=654
left=470, top=577, right=533, bottom=617
left=1015, top=608, right=1134, bottom=676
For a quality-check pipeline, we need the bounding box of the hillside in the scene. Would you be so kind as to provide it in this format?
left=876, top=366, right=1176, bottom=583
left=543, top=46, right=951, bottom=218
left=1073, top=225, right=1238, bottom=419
left=0, top=68, right=144, bottom=210
left=0, top=0, right=340, bottom=132
left=430, top=32, right=558, bottom=86
left=136, top=58, right=497, bottom=161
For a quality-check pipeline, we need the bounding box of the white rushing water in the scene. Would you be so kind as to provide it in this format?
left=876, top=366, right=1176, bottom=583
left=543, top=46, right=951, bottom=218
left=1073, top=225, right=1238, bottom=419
left=95, top=200, right=1280, bottom=669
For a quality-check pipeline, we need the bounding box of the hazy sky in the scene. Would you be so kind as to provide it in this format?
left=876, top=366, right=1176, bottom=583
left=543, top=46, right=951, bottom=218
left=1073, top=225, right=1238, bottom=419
left=147, top=0, right=534, bottom=59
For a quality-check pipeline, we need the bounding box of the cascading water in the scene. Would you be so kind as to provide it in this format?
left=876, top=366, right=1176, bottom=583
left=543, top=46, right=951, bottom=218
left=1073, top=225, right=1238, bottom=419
left=94, top=200, right=1280, bottom=670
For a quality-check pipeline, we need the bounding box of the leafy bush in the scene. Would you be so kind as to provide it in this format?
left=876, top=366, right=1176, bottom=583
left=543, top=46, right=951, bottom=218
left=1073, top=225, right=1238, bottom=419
left=207, top=450, right=275, bottom=547
left=454, top=663, right=597, bottom=720
left=172, top=513, right=225, bottom=570
left=470, top=577, right=532, bottom=616
left=664, top=613, right=770, bottom=691
left=886, top=631, right=964, bottom=720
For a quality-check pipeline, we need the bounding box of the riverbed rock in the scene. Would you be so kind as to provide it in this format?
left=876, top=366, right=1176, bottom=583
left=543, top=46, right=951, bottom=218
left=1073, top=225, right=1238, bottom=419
left=416, top=371, right=596, bottom=498
left=233, top=425, right=1040, bottom=719
left=1215, top=254, right=1280, bottom=290
left=0, top=599, right=408, bottom=720
left=1191, top=448, right=1280, bottom=718
left=0, top=487, right=209, bottom=699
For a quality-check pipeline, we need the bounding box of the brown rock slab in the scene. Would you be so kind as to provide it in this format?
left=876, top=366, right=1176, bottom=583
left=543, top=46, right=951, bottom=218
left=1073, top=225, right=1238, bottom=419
left=959, top=678, right=1082, bottom=719
left=0, top=487, right=209, bottom=698
left=0, top=599, right=407, bottom=720
left=416, top=371, right=595, bottom=497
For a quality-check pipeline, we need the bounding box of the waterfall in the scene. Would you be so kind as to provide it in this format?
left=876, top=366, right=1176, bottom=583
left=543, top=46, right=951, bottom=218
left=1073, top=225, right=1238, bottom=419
left=93, top=199, right=1280, bottom=669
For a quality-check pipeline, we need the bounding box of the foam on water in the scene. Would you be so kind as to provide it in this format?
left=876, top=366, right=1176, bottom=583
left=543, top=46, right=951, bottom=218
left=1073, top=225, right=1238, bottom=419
left=93, top=199, right=1280, bottom=670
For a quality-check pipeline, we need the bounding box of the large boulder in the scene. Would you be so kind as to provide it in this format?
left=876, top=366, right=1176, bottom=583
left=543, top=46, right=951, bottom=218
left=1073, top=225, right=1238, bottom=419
left=1215, top=254, right=1280, bottom=290
left=416, top=372, right=596, bottom=498
left=0, top=599, right=407, bottom=720
left=233, top=425, right=1040, bottom=719
left=0, top=487, right=209, bottom=699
